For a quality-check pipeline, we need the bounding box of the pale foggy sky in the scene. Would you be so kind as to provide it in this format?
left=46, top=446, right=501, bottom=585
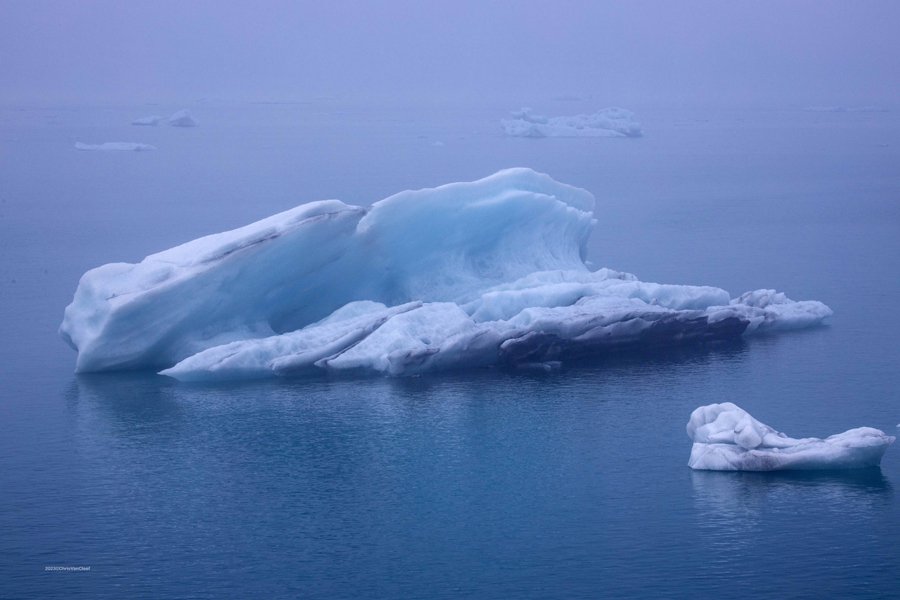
left=1, top=0, right=898, bottom=106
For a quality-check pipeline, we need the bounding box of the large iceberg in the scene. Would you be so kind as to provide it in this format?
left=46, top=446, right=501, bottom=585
left=687, top=403, right=894, bottom=471
left=501, top=108, right=642, bottom=138
left=60, top=168, right=832, bottom=379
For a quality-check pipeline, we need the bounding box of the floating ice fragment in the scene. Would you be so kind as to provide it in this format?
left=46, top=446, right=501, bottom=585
left=168, top=109, right=197, bottom=127
left=802, top=105, right=889, bottom=113
left=75, top=142, right=156, bottom=151
left=803, top=106, right=847, bottom=113
left=131, top=115, right=162, bottom=126
left=687, top=403, right=894, bottom=471
left=502, top=107, right=642, bottom=138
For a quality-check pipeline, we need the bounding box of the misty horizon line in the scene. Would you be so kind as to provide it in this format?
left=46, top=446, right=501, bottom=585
left=1, top=92, right=896, bottom=112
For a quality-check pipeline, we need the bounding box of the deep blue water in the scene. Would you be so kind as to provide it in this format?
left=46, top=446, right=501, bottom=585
left=1, top=101, right=898, bottom=598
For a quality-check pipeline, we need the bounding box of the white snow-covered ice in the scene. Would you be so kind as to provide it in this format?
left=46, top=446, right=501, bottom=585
left=131, top=115, right=162, bottom=126
left=168, top=109, right=197, bottom=127
left=502, top=107, right=642, bottom=138
left=75, top=142, right=156, bottom=151
left=687, top=403, right=894, bottom=471
left=60, top=168, right=832, bottom=379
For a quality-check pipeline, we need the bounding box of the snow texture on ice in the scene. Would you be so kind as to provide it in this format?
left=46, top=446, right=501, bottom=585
left=59, top=168, right=831, bottom=378
left=687, top=403, right=894, bottom=471
left=502, top=107, right=642, bottom=138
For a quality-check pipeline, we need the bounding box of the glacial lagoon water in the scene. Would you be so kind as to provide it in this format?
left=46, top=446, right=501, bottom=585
left=1, top=101, right=898, bottom=598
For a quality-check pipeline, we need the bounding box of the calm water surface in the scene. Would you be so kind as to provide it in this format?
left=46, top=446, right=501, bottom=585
left=1, top=102, right=898, bottom=598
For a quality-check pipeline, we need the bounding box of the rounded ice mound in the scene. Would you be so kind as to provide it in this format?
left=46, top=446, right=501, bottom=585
left=60, top=168, right=833, bottom=377
left=687, top=403, right=894, bottom=471
left=731, top=289, right=833, bottom=332
left=168, top=109, right=197, bottom=127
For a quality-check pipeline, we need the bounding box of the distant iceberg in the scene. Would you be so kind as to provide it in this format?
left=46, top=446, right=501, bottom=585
left=168, top=109, right=197, bottom=127
left=131, top=115, right=162, bottom=126
left=802, top=105, right=889, bottom=113
left=803, top=106, right=848, bottom=113
left=60, top=168, right=831, bottom=378
left=687, top=403, right=894, bottom=471
left=75, top=142, right=156, bottom=151
left=502, top=107, right=642, bottom=138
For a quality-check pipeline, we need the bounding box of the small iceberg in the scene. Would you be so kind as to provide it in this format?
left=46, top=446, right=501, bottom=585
left=168, top=109, right=197, bottom=127
left=75, top=142, right=156, bottom=152
left=502, top=107, right=642, bottom=138
left=131, top=115, right=162, bottom=126
left=687, top=403, right=894, bottom=471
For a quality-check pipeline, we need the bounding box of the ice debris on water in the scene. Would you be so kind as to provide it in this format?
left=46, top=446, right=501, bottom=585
left=75, top=142, right=156, bottom=151
left=501, top=107, right=642, bottom=138
left=131, top=115, right=162, bottom=126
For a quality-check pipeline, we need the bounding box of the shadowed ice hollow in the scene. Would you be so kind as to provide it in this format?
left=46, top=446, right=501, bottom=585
left=59, top=168, right=832, bottom=379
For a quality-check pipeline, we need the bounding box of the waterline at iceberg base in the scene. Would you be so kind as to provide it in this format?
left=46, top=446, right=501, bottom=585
left=59, top=168, right=832, bottom=381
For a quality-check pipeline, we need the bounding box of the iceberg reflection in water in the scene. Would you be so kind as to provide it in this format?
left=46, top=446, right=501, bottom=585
left=691, top=468, right=893, bottom=558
